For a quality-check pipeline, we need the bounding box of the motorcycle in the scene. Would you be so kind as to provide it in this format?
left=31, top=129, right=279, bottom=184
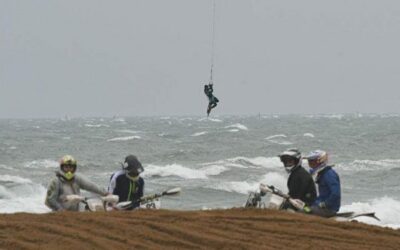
left=245, top=183, right=380, bottom=222
left=64, top=187, right=181, bottom=212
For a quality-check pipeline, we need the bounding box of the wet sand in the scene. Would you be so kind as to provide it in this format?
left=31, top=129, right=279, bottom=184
left=1, top=208, right=399, bottom=250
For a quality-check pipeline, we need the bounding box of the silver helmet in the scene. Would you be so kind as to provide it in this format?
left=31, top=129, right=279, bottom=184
left=279, top=148, right=302, bottom=173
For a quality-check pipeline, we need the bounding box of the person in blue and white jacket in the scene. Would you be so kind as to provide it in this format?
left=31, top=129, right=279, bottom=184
left=305, top=150, right=341, bottom=218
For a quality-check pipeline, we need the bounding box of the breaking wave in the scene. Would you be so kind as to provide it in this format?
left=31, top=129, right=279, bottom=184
left=225, top=123, right=248, bottom=131
left=84, top=124, right=110, bottom=128
left=24, top=159, right=59, bottom=169
left=198, top=118, right=223, bottom=123
left=265, top=134, right=293, bottom=145
left=142, top=164, right=228, bottom=179
left=207, top=172, right=287, bottom=194
left=107, top=136, right=141, bottom=142
left=191, top=131, right=208, bottom=137
left=202, top=156, right=281, bottom=169
left=303, top=133, right=315, bottom=138
left=337, top=159, right=400, bottom=171
left=0, top=175, right=50, bottom=213
left=341, top=196, right=400, bottom=229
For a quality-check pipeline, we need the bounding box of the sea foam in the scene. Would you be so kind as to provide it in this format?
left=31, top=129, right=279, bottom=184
left=0, top=175, right=50, bottom=213
left=107, top=136, right=141, bottom=142
left=340, top=196, right=400, bottom=229
left=142, top=164, right=227, bottom=179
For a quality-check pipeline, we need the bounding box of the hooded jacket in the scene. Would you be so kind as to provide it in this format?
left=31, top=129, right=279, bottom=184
left=45, top=171, right=107, bottom=211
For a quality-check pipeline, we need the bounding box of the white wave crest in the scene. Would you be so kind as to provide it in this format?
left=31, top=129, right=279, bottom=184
left=0, top=175, right=32, bottom=184
left=24, top=159, right=59, bottom=169
left=225, top=123, right=248, bottom=131
left=191, top=131, right=208, bottom=137
left=84, top=124, right=110, bottom=128
left=107, top=136, right=141, bottom=142
left=203, top=156, right=281, bottom=170
left=265, top=134, right=287, bottom=140
left=198, top=118, right=223, bottom=122
left=207, top=172, right=287, bottom=194
left=0, top=181, right=50, bottom=213
left=115, top=129, right=140, bottom=134
left=303, top=133, right=315, bottom=138
left=228, top=129, right=239, bottom=132
left=142, top=164, right=227, bottom=179
left=340, top=196, right=400, bottom=229
left=230, top=156, right=281, bottom=169
left=0, top=164, right=13, bottom=170
left=210, top=181, right=259, bottom=194
left=337, top=159, right=400, bottom=171
left=269, top=140, right=293, bottom=145
left=112, top=118, right=126, bottom=122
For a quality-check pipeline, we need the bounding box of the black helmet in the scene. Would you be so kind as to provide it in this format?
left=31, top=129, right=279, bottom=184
left=123, top=155, right=144, bottom=176
left=278, top=148, right=302, bottom=172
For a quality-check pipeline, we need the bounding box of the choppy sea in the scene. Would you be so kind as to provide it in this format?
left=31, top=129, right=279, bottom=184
left=1, top=114, right=400, bottom=229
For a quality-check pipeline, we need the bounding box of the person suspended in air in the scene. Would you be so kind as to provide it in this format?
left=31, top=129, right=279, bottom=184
left=204, top=83, right=219, bottom=116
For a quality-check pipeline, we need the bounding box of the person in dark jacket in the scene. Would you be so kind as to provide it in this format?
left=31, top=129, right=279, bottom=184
left=305, top=150, right=341, bottom=218
left=278, top=149, right=316, bottom=210
left=108, top=155, right=144, bottom=210
left=204, top=83, right=219, bottom=116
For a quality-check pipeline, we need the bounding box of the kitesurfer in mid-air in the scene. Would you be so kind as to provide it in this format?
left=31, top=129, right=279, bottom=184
left=204, top=83, right=219, bottom=116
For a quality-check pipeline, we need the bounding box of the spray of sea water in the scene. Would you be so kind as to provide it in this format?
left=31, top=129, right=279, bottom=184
left=1, top=115, right=400, bottom=229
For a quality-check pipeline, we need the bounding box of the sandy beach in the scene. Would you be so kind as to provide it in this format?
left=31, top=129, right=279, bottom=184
left=1, top=208, right=399, bottom=250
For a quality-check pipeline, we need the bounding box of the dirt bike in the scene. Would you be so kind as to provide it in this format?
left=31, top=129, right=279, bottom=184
left=65, top=187, right=181, bottom=212
left=245, top=183, right=380, bottom=222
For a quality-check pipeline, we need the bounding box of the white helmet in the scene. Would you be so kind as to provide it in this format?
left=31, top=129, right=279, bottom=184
left=306, top=150, right=328, bottom=168
left=279, top=148, right=302, bottom=173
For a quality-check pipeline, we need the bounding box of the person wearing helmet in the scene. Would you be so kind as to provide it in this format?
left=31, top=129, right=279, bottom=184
left=305, top=150, right=341, bottom=218
left=204, top=83, right=219, bottom=116
left=45, top=155, right=108, bottom=211
left=108, top=155, right=144, bottom=210
left=278, top=148, right=316, bottom=210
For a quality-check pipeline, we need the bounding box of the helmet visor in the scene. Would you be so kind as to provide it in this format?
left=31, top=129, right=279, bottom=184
left=280, top=156, right=296, bottom=167
left=307, top=159, right=320, bottom=168
left=61, top=164, right=76, bottom=172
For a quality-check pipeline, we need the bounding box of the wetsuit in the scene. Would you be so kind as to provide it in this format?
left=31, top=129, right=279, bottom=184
left=204, top=84, right=219, bottom=115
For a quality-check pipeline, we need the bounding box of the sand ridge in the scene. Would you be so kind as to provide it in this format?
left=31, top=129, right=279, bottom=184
left=1, top=208, right=399, bottom=250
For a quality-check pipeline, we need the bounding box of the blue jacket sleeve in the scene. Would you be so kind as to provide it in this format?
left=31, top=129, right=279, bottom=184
left=324, top=170, right=341, bottom=211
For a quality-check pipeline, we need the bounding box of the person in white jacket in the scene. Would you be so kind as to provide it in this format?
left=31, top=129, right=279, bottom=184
left=45, top=155, right=107, bottom=211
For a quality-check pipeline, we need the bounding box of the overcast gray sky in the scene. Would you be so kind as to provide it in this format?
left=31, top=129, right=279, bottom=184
left=1, top=0, right=400, bottom=118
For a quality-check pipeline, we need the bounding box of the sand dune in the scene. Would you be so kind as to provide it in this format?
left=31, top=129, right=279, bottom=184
left=1, top=209, right=399, bottom=250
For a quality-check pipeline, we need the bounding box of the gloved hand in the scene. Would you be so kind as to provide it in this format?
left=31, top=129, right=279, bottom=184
left=318, top=202, right=326, bottom=209
left=303, top=205, right=311, bottom=213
